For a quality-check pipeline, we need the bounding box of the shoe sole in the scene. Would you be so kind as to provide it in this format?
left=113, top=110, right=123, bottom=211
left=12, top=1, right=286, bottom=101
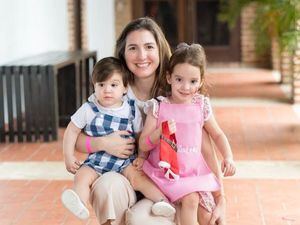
left=61, top=189, right=89, bottom=220
left=152, top=201, right=176, bottom=217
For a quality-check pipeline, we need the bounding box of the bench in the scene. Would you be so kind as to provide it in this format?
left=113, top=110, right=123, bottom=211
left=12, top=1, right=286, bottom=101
left=0, top=50, right=97, bottom=142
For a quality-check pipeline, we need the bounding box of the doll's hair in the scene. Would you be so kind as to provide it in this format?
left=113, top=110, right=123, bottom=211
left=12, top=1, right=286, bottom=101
left=92, top=57, right=128, bottom=87
left=168, top=43, right=208, bottom=95
left=115, top=17, right=171, bottom=97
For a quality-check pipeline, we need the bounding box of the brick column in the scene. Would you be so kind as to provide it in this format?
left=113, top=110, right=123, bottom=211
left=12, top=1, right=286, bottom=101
left=67, top=0, right=76, bottom=51
left=115, top=0, right=132, bottom=39
left=241, top=3, right=269, bottom=67
left=292, top=20, right=300, bottom=103
left=67, top=0, right=88, bottom=51
left=281, top=48, right=293, bottom=84
left=81, top=0, right=88, bottom=50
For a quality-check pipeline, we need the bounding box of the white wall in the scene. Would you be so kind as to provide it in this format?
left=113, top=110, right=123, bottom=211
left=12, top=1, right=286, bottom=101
left=86, top=0, right=115, bottom=60
left=0, top=0, right=68, bottom=64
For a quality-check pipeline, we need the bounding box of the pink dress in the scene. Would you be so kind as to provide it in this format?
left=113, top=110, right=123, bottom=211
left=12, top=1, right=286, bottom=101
left=143, top=95, right=220, bottom=209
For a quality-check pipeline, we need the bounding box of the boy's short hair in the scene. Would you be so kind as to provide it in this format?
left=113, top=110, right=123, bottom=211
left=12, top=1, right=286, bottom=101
left=92, top=57, right=128, bottom=87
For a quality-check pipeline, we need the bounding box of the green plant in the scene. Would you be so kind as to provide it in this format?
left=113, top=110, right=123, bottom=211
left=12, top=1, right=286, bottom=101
left=219, top=0, right=300, bottom=55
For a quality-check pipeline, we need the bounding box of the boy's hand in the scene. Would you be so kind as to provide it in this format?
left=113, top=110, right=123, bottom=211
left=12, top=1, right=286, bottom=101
left=167, top=119, right=176, bottom=134
left=64, top=154, right=81, bottom=174
left=221, top=158, right=236, bottom=177
left=133, top=157, right=145, bottom=170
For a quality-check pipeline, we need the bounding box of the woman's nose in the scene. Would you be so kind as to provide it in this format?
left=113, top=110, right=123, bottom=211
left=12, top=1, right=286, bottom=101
left=137, top=48, right=146, bottom=60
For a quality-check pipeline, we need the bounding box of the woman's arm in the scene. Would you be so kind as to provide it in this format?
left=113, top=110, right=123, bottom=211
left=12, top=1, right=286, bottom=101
left=139, top=114, right=161, bottom=152
left=75, top=130, right=136, bottom=159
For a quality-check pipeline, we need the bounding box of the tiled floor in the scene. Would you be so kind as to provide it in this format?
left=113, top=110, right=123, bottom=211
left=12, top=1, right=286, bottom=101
left=0, top=68, right=300, bottom=225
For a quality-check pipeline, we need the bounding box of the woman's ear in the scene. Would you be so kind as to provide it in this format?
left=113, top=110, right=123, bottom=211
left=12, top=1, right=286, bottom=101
left=166, top=72, right=172, bottom=84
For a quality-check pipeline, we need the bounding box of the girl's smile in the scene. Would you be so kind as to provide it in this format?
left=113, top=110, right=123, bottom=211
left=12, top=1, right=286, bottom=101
left=167, top=63, right=202, bottom=104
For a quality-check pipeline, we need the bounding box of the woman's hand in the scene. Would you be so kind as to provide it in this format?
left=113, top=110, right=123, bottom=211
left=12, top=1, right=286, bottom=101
left=64, top=154, right=81, bottom=174
left=132, top=157, right=145, bottom=170
left=102, top=130, right=136, bottom=158
left=209, top=195, right=226, bottom=225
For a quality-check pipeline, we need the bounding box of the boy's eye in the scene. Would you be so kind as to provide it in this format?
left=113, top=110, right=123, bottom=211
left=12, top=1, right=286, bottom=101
left=99, top=83, right=104, bottom=87
left=111, top=83, right=118, bottom=87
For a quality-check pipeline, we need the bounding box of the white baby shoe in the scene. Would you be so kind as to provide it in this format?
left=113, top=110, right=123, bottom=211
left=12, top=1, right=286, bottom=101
left=151, top=200, right=176, bottom=217
left=61, top=189, right=89, bottom=220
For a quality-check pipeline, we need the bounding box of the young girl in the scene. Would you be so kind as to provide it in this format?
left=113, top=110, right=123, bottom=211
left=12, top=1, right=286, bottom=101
left=139, top=43, right=236, bottom=225
left=61, top=57, right=175, bottom=220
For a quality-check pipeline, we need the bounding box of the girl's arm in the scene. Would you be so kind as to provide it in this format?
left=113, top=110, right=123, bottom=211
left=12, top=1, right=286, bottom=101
left=75, top=130, right=135, bottom=158
left=139, top=113, right=161, bottom=153
left=204, top=114, right=236, bottom=176
left=63, top=122, right=82, bottom=174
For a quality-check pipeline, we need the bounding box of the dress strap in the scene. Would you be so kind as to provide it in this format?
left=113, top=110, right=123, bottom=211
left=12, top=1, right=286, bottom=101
left=127, top=99, right=136, bottom=120
left=87, top=101, right=100, bottom=113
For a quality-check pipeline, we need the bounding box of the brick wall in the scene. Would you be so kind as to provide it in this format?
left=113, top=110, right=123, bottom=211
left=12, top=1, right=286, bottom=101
left=67, top=0, right=88, bottom=51
left=67, top=0, right=76, bottom=51
left=240, top=3, right=269, bottom=67
left=292, top=20, right=300, bottom=103
left=115, top=0, right=132, bottom=39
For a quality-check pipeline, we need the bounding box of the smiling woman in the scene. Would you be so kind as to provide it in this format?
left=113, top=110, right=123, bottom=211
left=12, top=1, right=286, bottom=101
left=74, top=17, right=227, bottom=225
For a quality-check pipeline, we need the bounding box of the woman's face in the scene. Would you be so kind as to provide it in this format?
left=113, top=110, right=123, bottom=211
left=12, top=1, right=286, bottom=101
left=124, top=29, right=160, bottom=79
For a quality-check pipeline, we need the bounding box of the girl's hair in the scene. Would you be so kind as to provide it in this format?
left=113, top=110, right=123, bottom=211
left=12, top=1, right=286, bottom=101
left=115, top=17, right=172, bottom=98
left=92, top=57, right=128, bottom=87
left=168, top=43, right=208, bottom=95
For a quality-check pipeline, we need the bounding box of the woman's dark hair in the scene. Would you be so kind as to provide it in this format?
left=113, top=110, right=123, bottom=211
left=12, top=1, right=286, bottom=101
left=115, top=17, right=171, bottom=97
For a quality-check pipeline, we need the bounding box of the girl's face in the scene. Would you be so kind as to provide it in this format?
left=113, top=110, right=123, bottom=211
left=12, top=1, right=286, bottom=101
left=94, top=72, right=127, bottom=108
left=167, top=63, right=202, bottom=104
left=124, top=29, right=160, bottom=80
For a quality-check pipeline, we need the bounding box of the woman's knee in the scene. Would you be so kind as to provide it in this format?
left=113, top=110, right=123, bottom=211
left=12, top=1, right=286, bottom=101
left=181, top=193, right=200, bottom=209
left=124, top=167, right=145, bottom=191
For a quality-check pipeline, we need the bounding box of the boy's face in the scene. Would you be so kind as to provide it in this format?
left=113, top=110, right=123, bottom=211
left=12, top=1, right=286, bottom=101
left=94, top=72, right=127, bottom=108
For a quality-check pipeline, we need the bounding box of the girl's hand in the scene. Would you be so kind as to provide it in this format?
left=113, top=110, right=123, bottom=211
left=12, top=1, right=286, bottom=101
left=221, top=158, right=236, bottom=177
left=133, top=157, right=145, bottom=170
left=167, top=119, right=176, bottom=134
left=64, top=155, right=81, bottom=174
left=102, top=130, right=136, bottom=159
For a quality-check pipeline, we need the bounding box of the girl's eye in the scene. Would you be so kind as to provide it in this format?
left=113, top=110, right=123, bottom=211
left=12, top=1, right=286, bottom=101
left=111, top=83, right=118, bottom=87
left=175, top=78, right=182, bottom=82
left=99, top=83, right=104, bottom=87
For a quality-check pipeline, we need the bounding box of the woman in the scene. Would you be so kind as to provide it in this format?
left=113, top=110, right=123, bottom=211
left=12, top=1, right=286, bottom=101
left=75, top=17, right=226, bottom=225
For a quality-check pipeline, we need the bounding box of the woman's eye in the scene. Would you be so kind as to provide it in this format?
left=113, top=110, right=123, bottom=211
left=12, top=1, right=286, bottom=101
left=128, top=46, right=136, bottom=51
left=146, top=45, right=154, bottom=49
